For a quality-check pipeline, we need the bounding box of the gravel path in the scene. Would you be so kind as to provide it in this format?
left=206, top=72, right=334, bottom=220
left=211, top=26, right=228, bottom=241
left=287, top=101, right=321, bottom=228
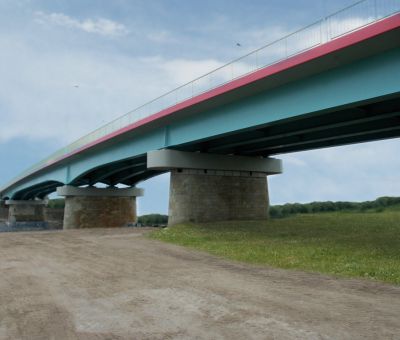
left=0, top=228, right=399, bottom=339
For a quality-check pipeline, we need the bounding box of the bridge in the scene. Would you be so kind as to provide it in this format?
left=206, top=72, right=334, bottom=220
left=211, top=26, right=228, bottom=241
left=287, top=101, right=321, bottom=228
left=1, top=1, right=399, bottom=228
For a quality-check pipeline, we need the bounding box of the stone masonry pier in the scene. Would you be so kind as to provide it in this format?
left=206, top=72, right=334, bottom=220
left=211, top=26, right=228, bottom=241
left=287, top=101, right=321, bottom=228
left=57, top=186, right=144, bottom=229
left=168, top=169, right=270, bottom=225
left=147, top=149, right=282, bottom=225
left=6, top=200, right=46, bottom=224
left=0, top=201, right=8, bottom=221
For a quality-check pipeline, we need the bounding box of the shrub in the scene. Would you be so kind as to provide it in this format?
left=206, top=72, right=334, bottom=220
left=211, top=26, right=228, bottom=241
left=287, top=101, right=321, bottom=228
left=47, top=198, right=65, bottom=209
left=138, top=214, right=168, bottom=225
left=269, top=196, right=400, bottom=218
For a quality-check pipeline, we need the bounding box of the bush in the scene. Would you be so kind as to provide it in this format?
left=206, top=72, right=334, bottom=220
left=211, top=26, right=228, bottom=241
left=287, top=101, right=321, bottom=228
left=269, top=196, right=400, bottom=218
left=138, top=214, right=168, bottom=225
left=47, top=199, right=65, bottom=209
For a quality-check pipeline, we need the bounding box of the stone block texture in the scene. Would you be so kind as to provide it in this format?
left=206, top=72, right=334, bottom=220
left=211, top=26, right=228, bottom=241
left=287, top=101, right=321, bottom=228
left=63, top=196, right=137, bottom=229
left=0, top=207, right=8, bottom=221
left=168, top=169, right=269, bottom=225
left=0, top=201, right=8, bottom=221
left=8, top=204, right=45, bottom=223
left=44, top=208, right=65, bottom=229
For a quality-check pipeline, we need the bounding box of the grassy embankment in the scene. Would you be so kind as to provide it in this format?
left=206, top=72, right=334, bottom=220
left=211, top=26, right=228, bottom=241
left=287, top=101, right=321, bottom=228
left=149, top=205, right=400, bottom=285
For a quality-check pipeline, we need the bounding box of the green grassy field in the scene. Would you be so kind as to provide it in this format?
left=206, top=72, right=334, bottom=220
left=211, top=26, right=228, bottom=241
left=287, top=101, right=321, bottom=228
left=149, top=208, right=400, bottom=285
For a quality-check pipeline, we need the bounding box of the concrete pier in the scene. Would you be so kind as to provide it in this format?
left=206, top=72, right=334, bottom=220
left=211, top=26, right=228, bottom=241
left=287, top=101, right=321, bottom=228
left=6, top=200, right=46, bottom=224
left=57, top=186, right=144, bottom=229
left=148, top=150, right=282, bottom=226
left=0, top=201, right=9, bottom=221
left=44, top=208, right=65, bottom=229
left=168, top=169, right=270, bottom=225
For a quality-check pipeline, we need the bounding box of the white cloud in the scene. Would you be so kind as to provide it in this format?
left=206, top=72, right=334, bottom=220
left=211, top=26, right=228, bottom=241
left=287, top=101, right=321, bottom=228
left=328, top=16, right=374, bottom=39
left=0, top=32, right=225, bottom=147
left=34, top=11, right=129, bottom=37
left=146, top=30, right=176, bottom=43
left=283, top=156, right=307, bottom=167
left=269, top=139, right=400, bottom=205
left=0, top=13, right=388, bottom=149
left=238, top=16, right=375, bottom=66
left=159, top=58, right=225, bottom=84
left=151, top=15, right=377, bottom=99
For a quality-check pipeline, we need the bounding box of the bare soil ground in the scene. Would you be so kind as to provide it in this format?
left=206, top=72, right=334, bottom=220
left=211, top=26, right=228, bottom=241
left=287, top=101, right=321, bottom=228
left=0, top=228, right=399, bottom=340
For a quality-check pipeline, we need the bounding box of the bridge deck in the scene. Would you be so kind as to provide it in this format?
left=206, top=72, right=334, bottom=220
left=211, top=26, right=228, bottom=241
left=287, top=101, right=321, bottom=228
left=1, top=9, right=399, bottom=200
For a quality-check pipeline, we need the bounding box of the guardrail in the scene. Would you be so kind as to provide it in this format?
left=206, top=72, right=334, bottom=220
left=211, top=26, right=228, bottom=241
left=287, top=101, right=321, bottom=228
left=3, top=0, right=400, bottom=191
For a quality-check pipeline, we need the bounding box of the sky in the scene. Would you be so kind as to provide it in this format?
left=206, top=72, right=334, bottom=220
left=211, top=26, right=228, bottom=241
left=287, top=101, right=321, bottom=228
left=0, top=0, right=399, bottom=215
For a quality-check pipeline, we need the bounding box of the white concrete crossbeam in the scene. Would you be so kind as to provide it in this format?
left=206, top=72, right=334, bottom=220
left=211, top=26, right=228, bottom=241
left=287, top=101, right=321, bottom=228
left=5, top=200, right=47, bottom=206
left=57, top=186, right=144, bottom=197
left=147, top=149, right=283, bottom=174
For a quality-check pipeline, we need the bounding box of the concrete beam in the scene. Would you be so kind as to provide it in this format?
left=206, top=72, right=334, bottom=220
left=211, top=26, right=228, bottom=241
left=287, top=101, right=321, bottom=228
left=56, top=185, right=144, bottom=197
left=147, top=149, right=282, bottom=174
left=5, top=199, right=47, bottom=206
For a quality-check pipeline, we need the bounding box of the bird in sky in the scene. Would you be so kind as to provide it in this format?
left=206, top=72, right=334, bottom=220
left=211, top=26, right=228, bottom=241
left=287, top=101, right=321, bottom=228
left=236, top=42, right=242, bottom=47
left=73, top=84, right=79, bottom=88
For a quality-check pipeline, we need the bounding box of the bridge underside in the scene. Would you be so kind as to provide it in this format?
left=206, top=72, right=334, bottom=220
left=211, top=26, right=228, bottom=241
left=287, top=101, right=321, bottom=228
left=70, top=155, right=166, bottom=188
left=75, top=93, right=400, bottom=189
left=178, top=94, right=400, bottom=156
left=12, top=93, right=400, bottom=200
left=6, top=88, right=400, bottom=202
left=10, top=180, right=64, bottom=201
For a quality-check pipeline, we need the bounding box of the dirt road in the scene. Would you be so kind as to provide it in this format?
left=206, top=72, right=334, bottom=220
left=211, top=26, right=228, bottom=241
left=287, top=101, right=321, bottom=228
left=0, top=228, right=399, bottom=339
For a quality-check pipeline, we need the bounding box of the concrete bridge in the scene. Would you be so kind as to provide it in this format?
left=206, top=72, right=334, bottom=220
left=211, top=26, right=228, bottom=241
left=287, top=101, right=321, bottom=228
left=1, top=2, right=399, bottom=228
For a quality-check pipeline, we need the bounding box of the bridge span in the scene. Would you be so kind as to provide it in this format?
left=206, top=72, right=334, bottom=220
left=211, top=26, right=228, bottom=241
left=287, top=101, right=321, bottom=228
left=1, top=2, right=399, bottom=228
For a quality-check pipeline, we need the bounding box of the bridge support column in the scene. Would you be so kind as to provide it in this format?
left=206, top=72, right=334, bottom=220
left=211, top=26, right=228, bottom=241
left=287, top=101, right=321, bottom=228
left=168, top=169, right=271, bottom=225
left=147, top=149, right=283, bottom=225
left=0, top=201, right=9, bottom=221
left=6, top=200, right=46, bottom=224
left=57, top=186, right=144, bottom=229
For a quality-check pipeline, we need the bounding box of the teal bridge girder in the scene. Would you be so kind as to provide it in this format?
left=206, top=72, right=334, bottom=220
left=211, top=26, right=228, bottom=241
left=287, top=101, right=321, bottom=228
left=1, top=12, right=400, bottom=200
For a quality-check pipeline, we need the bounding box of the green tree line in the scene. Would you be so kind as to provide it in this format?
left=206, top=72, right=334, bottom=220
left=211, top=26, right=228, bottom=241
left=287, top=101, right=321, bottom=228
left=46, top=196, right=400, bottom=222
left=138, top=214, right=168, bottom=225
left=269, top=196, right=400, bottom=218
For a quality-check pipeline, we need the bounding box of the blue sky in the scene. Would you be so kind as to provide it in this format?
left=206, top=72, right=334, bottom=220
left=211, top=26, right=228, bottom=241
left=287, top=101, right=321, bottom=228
left=0, top=0, right=399, bottom=214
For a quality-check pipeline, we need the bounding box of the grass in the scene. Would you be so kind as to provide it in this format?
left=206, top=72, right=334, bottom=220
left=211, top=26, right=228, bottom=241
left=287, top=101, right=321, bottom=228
left=149, top=208, right=400, bottom=285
